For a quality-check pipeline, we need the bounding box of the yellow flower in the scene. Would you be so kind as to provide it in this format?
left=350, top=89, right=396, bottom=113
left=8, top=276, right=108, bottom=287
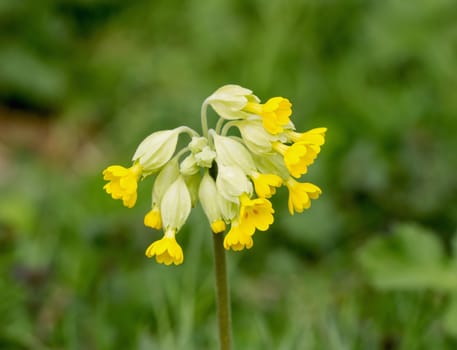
left=288, top=127, right=327, bottom=146
left=145, top=229, right=184, bottom=265
left=223, top=222, right=253, bottom=251
left=243, top=97, right=292, bottom=135
left=211, top=220, right=226, bottom=234
left=239, top=193, right=274, bottom=235
left=273, top=141, right=320, bottom=178
left=102, top=163, right=142, bottom=208
left=144, top=205, right=162, bottom=229
left=285, top=178, right=322, bottom=215
left=250, top=173, right=283, bottom=198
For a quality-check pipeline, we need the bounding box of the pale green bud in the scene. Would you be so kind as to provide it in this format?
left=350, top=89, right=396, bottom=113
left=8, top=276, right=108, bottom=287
left=199, top=172, right=238, bottom=232
left=205, top=84, right=259, bottom=120
left=189, top=136, right=208, bottom=153
left=216, top=164, right=252, bottom=203
left=160, top=175, right=192, bottom=232
left=199, top=172, right=223, bottom=225
left=180, top=154, right=199, bottom=175
left=133, top=127, right=183, bottom=175
left=194, top=146, right=216, bottom=168
left=252, top=153, right=289, bottom=180
left=235, top=120, right=274, bottom=154
left=184, top=172, right=201, bottom=207
left=212, top=133, right=256, bottom=174
left=152, top=158, right=180, bottom=205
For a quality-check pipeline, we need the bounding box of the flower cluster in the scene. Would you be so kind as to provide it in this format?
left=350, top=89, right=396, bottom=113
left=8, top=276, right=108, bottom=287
left=103, top=85, right=326, bottom=265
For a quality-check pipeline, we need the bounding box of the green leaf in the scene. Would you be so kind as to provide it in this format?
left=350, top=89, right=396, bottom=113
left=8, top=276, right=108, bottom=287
left=357, top=223, right=457, bottom=291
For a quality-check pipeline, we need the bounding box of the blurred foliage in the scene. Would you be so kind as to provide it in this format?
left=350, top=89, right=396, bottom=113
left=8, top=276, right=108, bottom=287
left=358, top=224, right=457, bottom=338
left=0, top=0, right=456, bottom=349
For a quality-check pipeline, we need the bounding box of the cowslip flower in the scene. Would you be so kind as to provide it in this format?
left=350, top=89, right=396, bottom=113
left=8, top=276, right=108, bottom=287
left=272, top=141, right=321, bottom=178
left=250, top=172, right=283, bottom=198
left=223, top=220, right=253, bottom=251
left=285, top=178, right=322, bottom=215
left=103, top=163, right=142, bottom=208
left=102, top=84, right=326, bottom=264
left=145, top=176, right=191, bottom=265
left=238, top=194, right=274, bottom=235
left=205, top=85, right=292, bottom=134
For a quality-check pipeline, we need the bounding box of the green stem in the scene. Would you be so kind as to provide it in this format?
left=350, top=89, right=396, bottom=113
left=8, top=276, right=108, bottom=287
left=212, top=233, right=232, bottom=350
left=201, top=101, right=209, bottom=138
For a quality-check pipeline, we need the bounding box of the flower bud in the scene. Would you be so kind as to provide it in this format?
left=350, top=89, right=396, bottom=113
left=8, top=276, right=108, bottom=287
left=189, top=136, right=208, bottom=153
left=199, top=172, right=225, bottom=233
left=152, top=158, right=180, bottom=205
left=212, top=133, right=256, bottom=174
left=194, top=146, right=216, bottom=168
left=180, top=154, right=199, bottom=175
left=205, top=84, right=258, bottom=120
left=235, top=120, right=273, bottom=154
left=216, top=164, right=252, bottom=203
left=132, top=128, right=183, bottom=175
left=160, top=176, right=192, bottom=232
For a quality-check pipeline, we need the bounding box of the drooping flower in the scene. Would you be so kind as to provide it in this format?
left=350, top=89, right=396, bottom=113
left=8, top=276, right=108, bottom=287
left=143, top=159, right=180, bottom=228
left=103, top=163, right=142, bottom=208
left=223, top=222, right=253, bottom=251
left=145, top=176, right=191, bottom=265
left=285, top=178, right=322, bottom=215
left=145, top=229, right=184, bottom=265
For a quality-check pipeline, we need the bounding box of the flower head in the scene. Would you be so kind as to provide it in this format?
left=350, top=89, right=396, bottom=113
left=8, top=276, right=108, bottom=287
left=103, top=163, right=142, bottom=208
left=145, top=229, right=184, bottom=265
left=103, top=83, right=326, bottom=264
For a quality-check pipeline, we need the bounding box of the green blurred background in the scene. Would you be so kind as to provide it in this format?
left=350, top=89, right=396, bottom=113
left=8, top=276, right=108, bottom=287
left=1, top=0, right=456, bottom=349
